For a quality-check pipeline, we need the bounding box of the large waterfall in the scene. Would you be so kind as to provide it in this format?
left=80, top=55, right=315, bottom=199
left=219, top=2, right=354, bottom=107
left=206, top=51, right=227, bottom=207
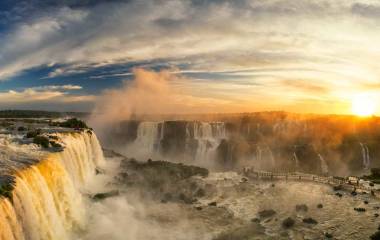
left=0, top=131, right=104, bottom=240
left=126, top=121, right=226, bottom=163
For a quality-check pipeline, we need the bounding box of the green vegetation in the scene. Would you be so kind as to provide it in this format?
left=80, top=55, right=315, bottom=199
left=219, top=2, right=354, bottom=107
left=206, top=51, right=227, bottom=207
left=362, top=168, right=380, bottom=184
left=371, top=231, right=380, bottom=240
left=282, top=217, right=295, bottom=228
left=0, top=110, right=88, bottom=118
left=49, top=141, right=62, bottom=148
left=26, top=129, right=41, bottom=138
left=33, top=136, right=50, bottom=148
left=118, top=159, right=209, bottom=203
left=50, top=118, right=89, bottom=129
left=0, top=177, right=14, bottom=199
left=17, top=126, right=27, bottom=131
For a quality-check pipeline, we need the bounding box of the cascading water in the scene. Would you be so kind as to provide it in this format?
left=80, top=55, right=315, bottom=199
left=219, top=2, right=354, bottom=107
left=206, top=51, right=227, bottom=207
left=360, top=142, right=370, bottom=170
left=318, top=153, right=329, bottom=175
left=133, top=122, right=162, bottom=155
left=293, top=151, right=299, bottom=171
left=191, top=122, right=226, bottom=162
left=0, top=131, right=104, bottom=240
left=127, top=121, right=226, bottom=162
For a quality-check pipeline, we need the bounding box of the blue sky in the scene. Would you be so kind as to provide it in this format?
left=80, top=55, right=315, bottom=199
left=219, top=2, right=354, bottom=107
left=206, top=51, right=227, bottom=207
left=0, top=0, right=380, bottom=114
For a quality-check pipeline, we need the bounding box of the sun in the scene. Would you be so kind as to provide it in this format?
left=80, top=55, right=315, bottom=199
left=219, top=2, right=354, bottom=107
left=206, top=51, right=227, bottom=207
left=351, top=94, right=376, bottom=117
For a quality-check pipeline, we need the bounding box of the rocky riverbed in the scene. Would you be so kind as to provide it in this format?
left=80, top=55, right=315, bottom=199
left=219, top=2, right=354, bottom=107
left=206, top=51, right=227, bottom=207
left=81, top=152, right=380, bottom=240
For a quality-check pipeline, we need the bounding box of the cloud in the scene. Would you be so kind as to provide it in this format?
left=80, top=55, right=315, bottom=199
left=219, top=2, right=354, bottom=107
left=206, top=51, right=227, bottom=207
left=1, top=0, right=380, bottom=82
left=0, top=84, right=93, bottom=110
left=1, top=0, right=380, bottom=114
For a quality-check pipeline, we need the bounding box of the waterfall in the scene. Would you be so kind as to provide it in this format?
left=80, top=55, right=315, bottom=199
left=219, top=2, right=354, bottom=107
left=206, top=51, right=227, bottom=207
left=293, top=151, right=299, bottom=171
left=318, top=154, right=329, bottom=175
left=192, top=122, right=226, bottom=162
left=127, top=121, right=226, bottom=162
left=265, top=145, right=275, bottom=168
left=0, top=131, right=104, bottom=240
left=360, top=142, right=370, bottom=170
left=134, top=122, right=161, bottom=154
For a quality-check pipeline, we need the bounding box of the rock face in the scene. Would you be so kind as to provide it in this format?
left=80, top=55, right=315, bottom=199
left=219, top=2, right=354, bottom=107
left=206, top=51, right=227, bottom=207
left=104, top=113, right=380, bottom=175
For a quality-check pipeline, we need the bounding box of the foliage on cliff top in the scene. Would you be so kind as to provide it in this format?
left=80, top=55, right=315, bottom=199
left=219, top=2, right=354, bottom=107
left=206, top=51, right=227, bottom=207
left=0, top=176, right=15, bottom=199
left=50, top=118, right=89, bottom=129
left=123, top=159, right=209, bottom=181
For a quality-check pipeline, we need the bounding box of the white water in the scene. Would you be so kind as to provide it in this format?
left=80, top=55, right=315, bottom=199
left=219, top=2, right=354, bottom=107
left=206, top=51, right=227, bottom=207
left=318, top=153, right=329, bottom=175
left=0, top=131, right=104, bottom=240
left=360, top=142, right=370, bottom=170
left=192, top=122, right=226, bottom=162
left=126, top=121, right=226, bottom=162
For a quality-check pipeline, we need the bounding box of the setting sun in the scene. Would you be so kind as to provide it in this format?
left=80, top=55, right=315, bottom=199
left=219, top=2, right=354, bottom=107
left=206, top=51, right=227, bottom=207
left=352, top=94, right=376, bottom=117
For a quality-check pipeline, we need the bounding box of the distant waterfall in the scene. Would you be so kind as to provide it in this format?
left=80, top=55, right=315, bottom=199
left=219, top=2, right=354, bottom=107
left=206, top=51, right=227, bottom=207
left=192, top=122, right=226, bottom=162
left=253, top=145, right=275, bottom=170
left=266, top=145, right=275, bottom=168
left=293, top=151, right=299, bottom=171
left=128, top=121, right=226, bottom=162
left=134, top=122, right=162, bottom=154
left=0, top=131, right=104, bottom=240
left=318, top=154, right=329, bottom=175
left=360, top=143, right=370, bottom=170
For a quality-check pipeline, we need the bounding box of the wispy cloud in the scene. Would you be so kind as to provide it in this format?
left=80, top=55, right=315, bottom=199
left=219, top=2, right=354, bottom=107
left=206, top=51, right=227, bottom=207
left=0, top=0, right=380, bottom=113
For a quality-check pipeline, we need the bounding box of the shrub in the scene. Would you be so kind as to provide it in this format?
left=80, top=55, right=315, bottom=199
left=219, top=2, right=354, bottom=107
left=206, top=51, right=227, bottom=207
left=282, top=217, right=295, bottom=228
left=50, top=141, right=62, bottom=148
left=26, top=129, right=41, bottom=138
left=58, top=118, right=88, bottom=129
left=370, top=231, right=380, bottom=240
left=17, top=126, right=27, bottom=131
left=33, top=136, right=50, bottom=148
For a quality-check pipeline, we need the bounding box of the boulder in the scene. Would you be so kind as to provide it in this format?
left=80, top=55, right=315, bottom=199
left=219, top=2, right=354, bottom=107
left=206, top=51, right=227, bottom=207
left=302, top=217, right=318, bottom=224
left=92, top=190, right=119, bottom=201
left=282, top=217, right=295, bottom=228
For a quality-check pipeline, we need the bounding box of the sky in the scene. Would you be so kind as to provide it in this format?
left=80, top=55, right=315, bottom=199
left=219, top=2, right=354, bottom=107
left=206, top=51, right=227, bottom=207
left=0, top=0, right=380, bottom=115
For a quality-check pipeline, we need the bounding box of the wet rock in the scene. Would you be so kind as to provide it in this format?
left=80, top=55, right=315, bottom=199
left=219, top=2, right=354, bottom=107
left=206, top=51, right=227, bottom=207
left=295, top=204, right=308, bottom=212
left=92, top=190, right=119, bottom=201
left=317, top=203, right=323, bottom=209
left=370, top=231, right=380, bottom=240
left=258, top=209, right=276, bottom=218
left=95, top=167, right=105, bottom=175
left=324, top=232, right=333, bottom=238
left=354, top=207, right=366, bottom=212
left=282, top=217, right=295, bottom=228
left=33, top=136, right=50, bottom=148
left=302, top=217, right=318, bottom=224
